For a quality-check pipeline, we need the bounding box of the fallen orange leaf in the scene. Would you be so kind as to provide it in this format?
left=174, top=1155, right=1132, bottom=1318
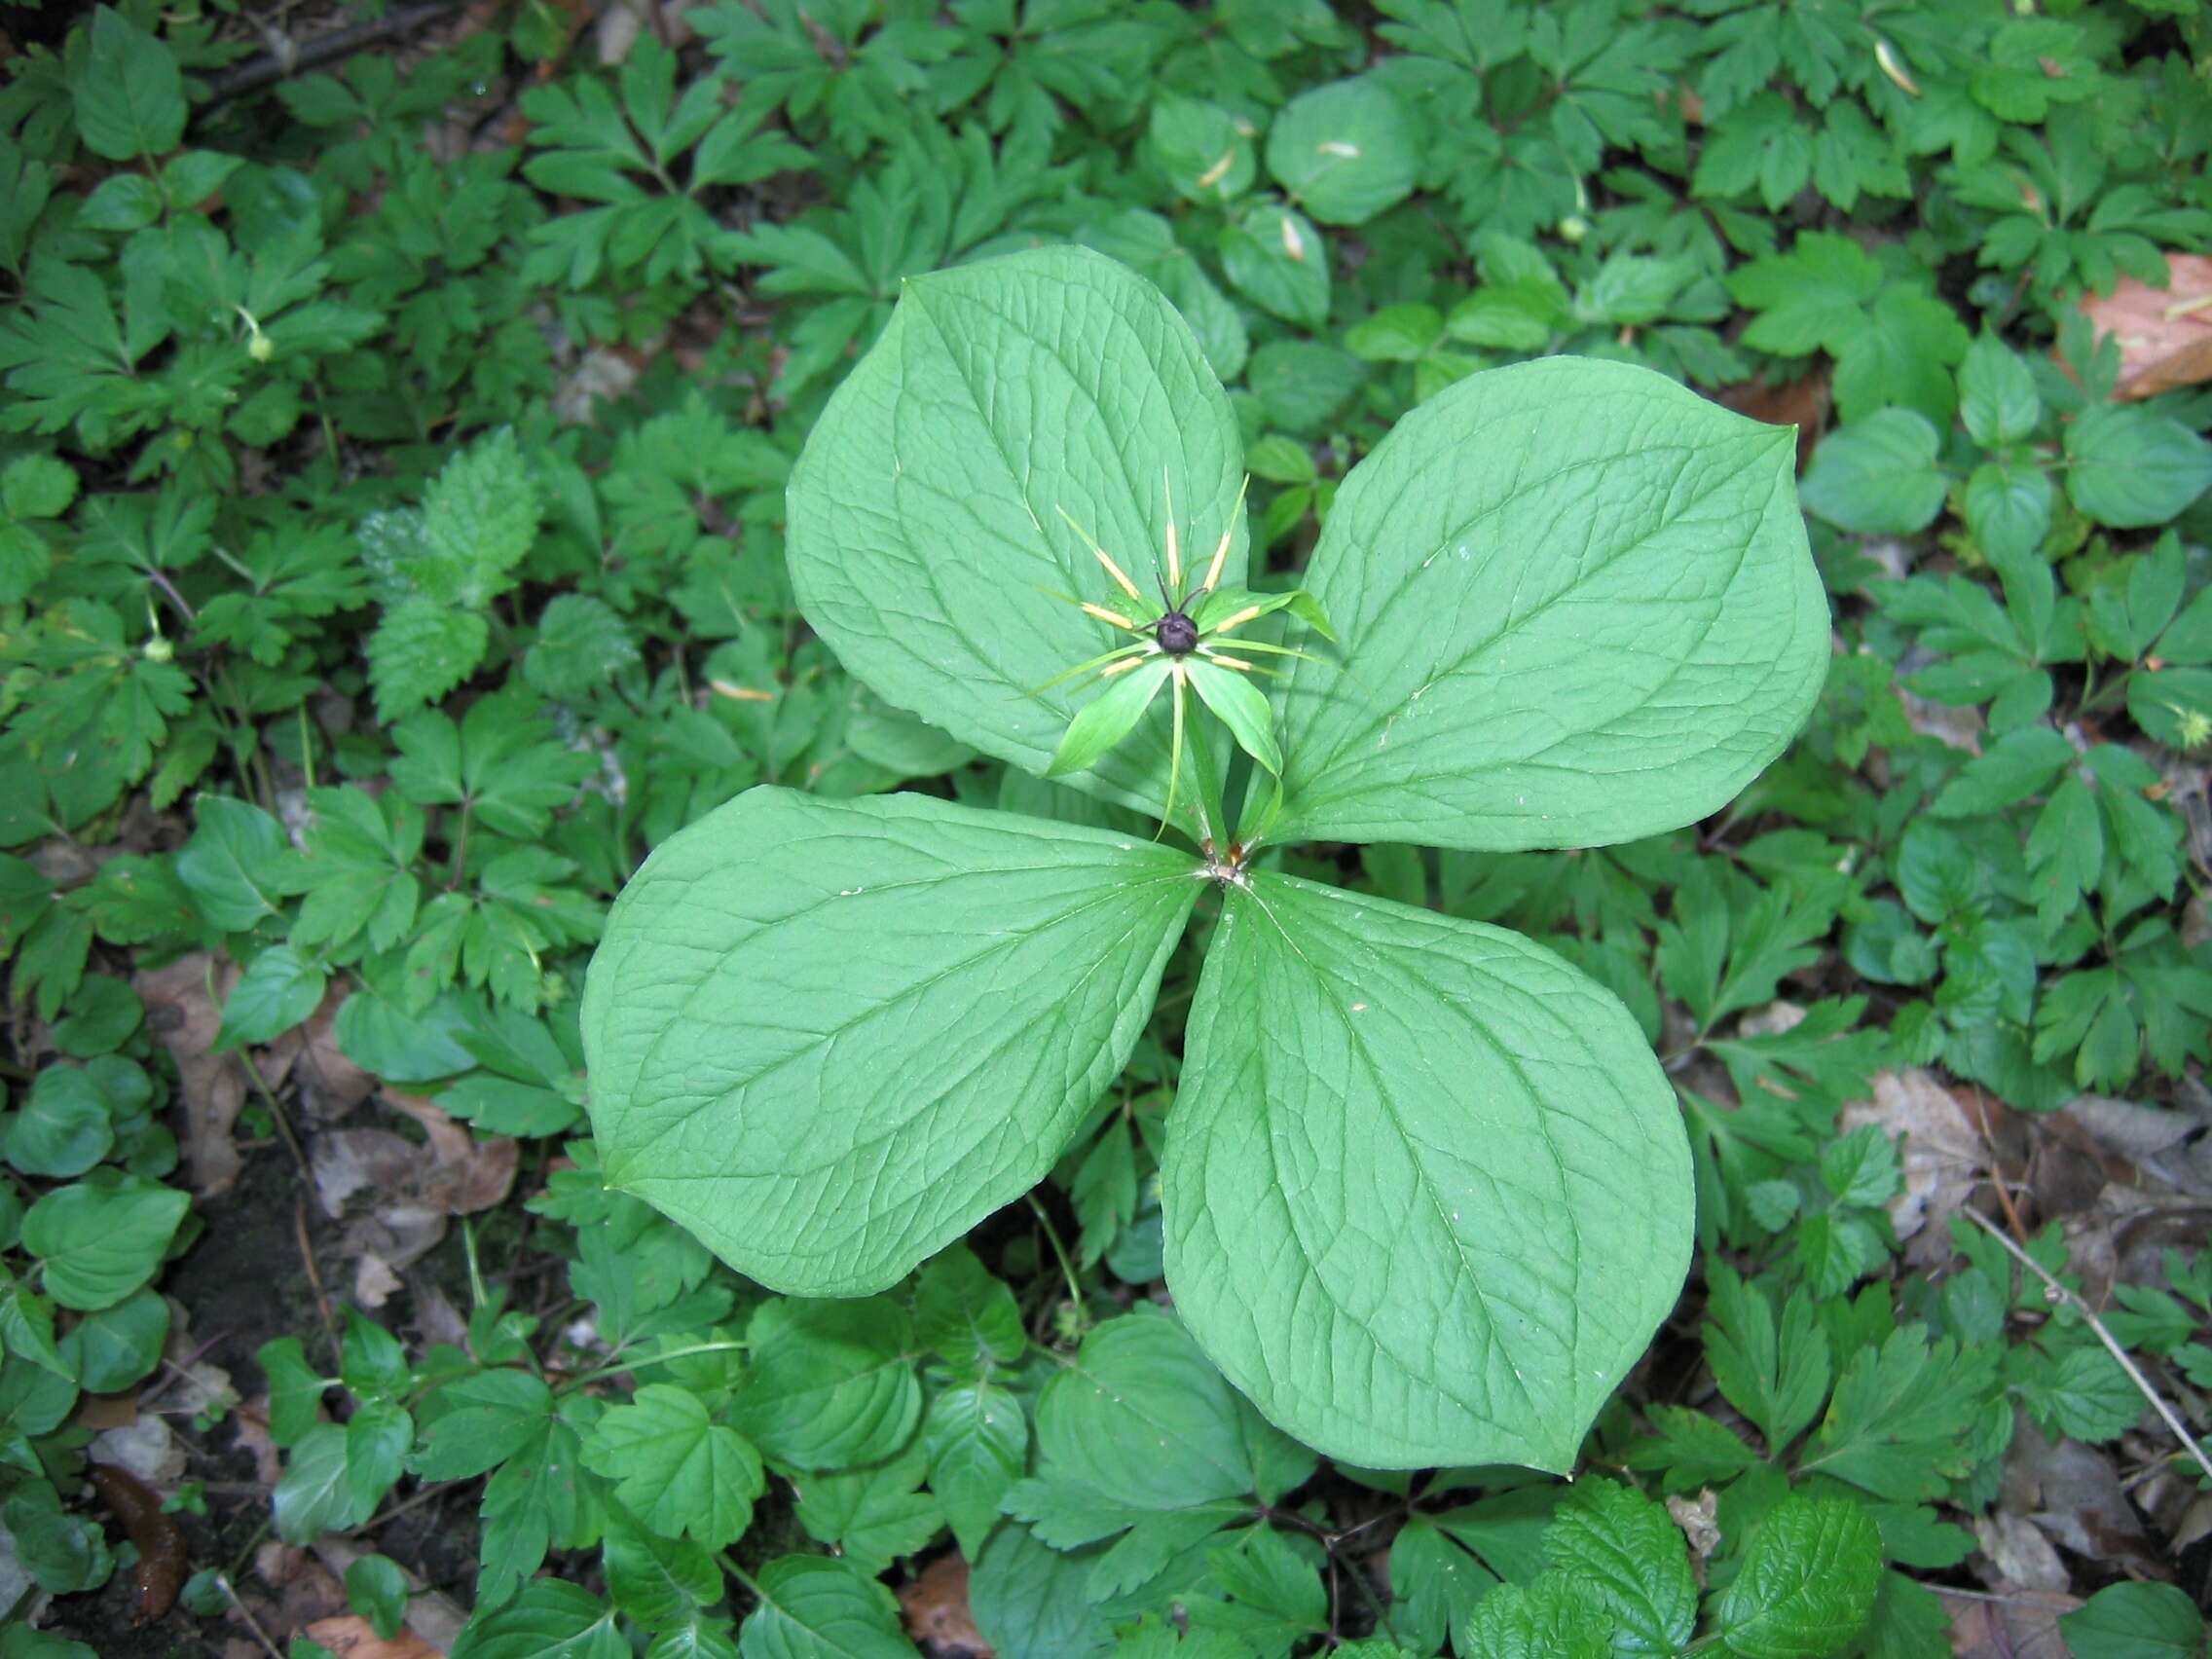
left=2078, top=253, right=2212, bottom=400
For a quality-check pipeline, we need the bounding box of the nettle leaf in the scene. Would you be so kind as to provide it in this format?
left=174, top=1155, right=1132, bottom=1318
left=1162, top=875, right=1690, bottom=1469
left=584, top=789, right=1197, bottom=1295
left=1272, top=357, right=1828, bottom=852
left=786, top=245, right=1246, bottom=833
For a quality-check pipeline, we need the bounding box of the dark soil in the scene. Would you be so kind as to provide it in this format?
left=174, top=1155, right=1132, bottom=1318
left=44, top=1145, right=341, bottom=1655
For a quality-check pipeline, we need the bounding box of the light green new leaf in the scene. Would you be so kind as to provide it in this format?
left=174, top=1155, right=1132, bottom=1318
left=583, top=789, right=1198, bottom=1295
left=1713, top=1496, right=1883, bottom=1659
left=786, top=246, right=1246, bottom=831
left=924, top=1381, right=1026, bottom=1559
left=1162, top=875, right=1691, bottom=1468
left=581, top=1383, right=764, bottom=1548
left=736, top=1555, right=918, bottom=1659
left=1272, top=358, right=1828, bottom=851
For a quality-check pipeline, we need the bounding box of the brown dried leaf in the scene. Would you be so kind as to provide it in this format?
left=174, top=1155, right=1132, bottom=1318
left=1841, top=1069, right=1986, bottom=1263
left=304, top=1614, right=447, bottom=1659
left=1972, top=1511, right=2069, bottom=1592
left=1940, top=1585, right=2078, bottom=1657
left=2077, top=255, right=2212, bottom=401
left=135, top=952, right=247, bottom=1198
left=353, top=1252, right=403, bottom=1309
left=261, top=986, right=375, bottom=1124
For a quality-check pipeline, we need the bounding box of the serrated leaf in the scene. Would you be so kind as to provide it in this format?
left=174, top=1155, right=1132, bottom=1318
left=731, top=1298, right=920, bottom=1473
left=1799, top=411, right=1947, bottom=536
left=1272, top=357, right=1827, bottom=852
left=583, top=1383, right=764, bottom=1548
left=19, top=1176, right=189, bottom=1311
left=735, top=1555, right=915, bottom=1659
left=1163, top=874, right=1690, bottom=1469
left=1714, top=1497, right=1883, bottom=1659
left=583, top=789, right=1197, bottom=1296
left=1542, top=1480, right=1696, bottom=1653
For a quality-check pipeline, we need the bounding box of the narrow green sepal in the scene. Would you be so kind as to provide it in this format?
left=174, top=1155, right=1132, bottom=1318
left=1184, top=660, right=1282, bottom=776
left=1047, top=659, right=1172, bottom=777
left=1192, top=585, right=1340, bottom=645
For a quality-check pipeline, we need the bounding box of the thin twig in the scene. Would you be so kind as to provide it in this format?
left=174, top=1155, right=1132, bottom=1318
left=218, top=1574, right=285, bottom=1659
left=294, top=1194, right=341, bottom=1364
left=201, top=0, right=462, bottom=106
left=1963, top=1207, right=2212, bottom=1486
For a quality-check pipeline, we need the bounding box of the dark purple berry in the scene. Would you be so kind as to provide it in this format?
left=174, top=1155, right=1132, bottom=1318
left=1156, top=610, right=1199, bottom=655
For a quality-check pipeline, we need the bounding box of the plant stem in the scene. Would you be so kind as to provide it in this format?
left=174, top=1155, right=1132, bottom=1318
left=1025, top=1193, right=1085, bottom=1323
left=563, top=1339, right=750, bottom=1388
left=1963, top=1207, right=2212, bottom=1486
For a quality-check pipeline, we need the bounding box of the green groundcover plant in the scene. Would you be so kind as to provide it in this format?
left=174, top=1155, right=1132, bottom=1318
left=583, top=245, right=1829, bottom=1470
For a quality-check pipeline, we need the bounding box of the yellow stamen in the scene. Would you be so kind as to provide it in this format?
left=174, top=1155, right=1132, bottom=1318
left=1082, top=602, right=1138, bottom=629
left=1211, top=604, right=1265, bottom=635
left=1163, top=468, right=1181, bottom=591
left=1056, top=504, right=1144, bottom=602
left=1196, top=151, right=1235, bottom=189
left=1203, top=476, right=1251, bottom=592
left=710, top=681, right=776, bottom=702
left=1100, top=656, right=1148, bottom=677
left=1207, top=653, right=1257, bottom=671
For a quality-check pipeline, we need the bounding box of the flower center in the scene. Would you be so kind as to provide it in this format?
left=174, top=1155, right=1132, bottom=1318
left=1156, top=610, right=1199, bottom=654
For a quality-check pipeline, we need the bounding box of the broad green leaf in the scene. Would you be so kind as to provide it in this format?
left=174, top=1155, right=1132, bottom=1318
left=2065, top=406, right=2212, bottom=529
left=1005, top=1308, right=1312, bottom=1550
left=1220, top=203, right=1330, bottom=330
left=346, top=1554, right=411, bottom=1641
left=735, top=1555, right=917, bottom=1659
left=971, top=1523, right=1115, bottom=1659
left=1957, top=334, right=2041, bottom=448
left=451, top=1581, right=626, bottom=1659
left=1272, top=358, right=1827, bottom=852
left=19, top=1176, right=189, bottom=1310
left=69, top=9, right=187, bottom=162
left=582, top=1382, right=764, bottom=1547
left=174, top=796, right=287, bottom=931
left=793, top=1442, right=942, bottom=1573
left=275, top=1421, right=375, bottom=1542
left=583, top=789, right=1198, bottom=1296
left=786, top=246, right=1246, bottom=831
left=731, top=1297, right=920, bottom=1472
left=1713, top=1496, right=1883, bottom=1658
left=913, top=1246, right=1024, bottom=1375
left=604, top=1512, right=721, bottom=1631
left=2057, top=1582, right=2205, bottom=1659
left=1800, top=412, right=1948, bottom=536
left=4, top=1065, right=114, bottom=1178
left=1265, top=76, right=1419, bottom=226
left=1163, top=875, right=1690, bottom=1468
left=924, top=1380, right=1026, bottom=1559
left=56, top=1286, right=166, bottom=1392
left=216, top=943, right=327, bottom=1051
left=1151, top=97, right=1255, bottom=204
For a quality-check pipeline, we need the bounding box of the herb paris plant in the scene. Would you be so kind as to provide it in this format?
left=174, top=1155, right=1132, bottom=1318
left=581, top=246, right=1830, bottom=1470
